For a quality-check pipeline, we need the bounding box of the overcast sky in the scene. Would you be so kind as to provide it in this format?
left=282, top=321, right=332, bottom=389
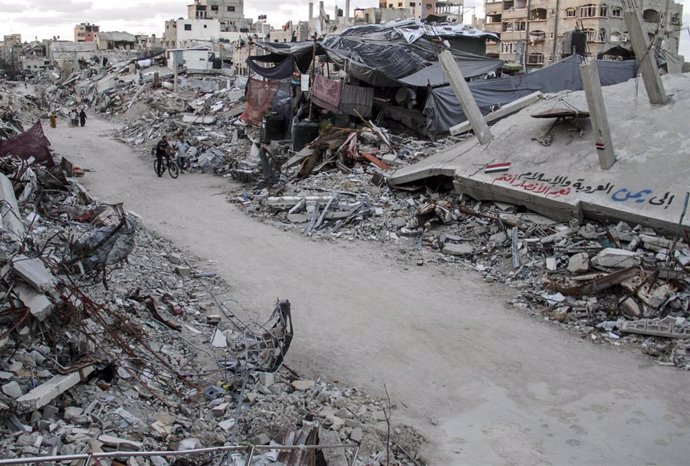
left=0, top=0, right=688, bottom=55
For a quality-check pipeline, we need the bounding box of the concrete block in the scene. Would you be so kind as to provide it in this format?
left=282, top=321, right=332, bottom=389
left=97, top=434, right=143, bottom=451
left=12, top=256, right=55, bottom=292
left=2, top=381, right=23, bottom=399
left=210, top=329, right=227, bottom=348
left=291, top=379, right=315, bottom=391
left=174, top=266, right=192, bottom=277
left=619, top=316, right=690, bottom=338
left=545, top=257, right=557, bottom=271
left=591, top=248, right=639, bottom=268
left=567, top=252, right=590, bottom=274
left=442, top=243, right=474, bottom=256
left=15, top=366, right=94, bottom=413
left=15, top=283, right=52, bottom=321
left=63, top=406, right=83, bottom=421
left=257, top=372, right=274, bottom=388
left=218, top=418, right=236, bottom=432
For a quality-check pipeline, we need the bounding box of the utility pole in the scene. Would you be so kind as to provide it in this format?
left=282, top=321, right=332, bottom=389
left=622, top=0, right=667, bottom=104
left=551, top=0, right=560, bottom=64
left=523, top=0, right=531, bottom=71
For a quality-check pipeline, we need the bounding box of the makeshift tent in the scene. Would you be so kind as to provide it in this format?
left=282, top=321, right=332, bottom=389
left=423, top=55, right=638, bottom=136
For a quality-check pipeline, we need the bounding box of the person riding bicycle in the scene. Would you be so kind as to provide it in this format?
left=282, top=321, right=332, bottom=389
left=155, top=135, right=173, bottom=177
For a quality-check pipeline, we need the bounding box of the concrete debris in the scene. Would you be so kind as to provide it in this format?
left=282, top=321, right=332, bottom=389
left=0, top=114, right=424, bottom=464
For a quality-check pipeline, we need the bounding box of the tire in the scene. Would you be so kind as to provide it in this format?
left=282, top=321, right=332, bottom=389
left=168, top=161, right=179, bottom=178
left=154, top=159, right=164, bottom=177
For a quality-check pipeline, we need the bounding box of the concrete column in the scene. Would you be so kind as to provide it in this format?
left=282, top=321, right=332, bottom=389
left=345, top=0, right=350, bottom=21
left=623, top=1, right=667, bottom=104
left=309, top=2, right=313, bottom=19
left=438, top=49, right=493, bottom=145
left=579, top=61, right=616, bottom=170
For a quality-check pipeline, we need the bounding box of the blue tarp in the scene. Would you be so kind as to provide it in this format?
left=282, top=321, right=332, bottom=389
left=424, top=55, right=638, bottom=136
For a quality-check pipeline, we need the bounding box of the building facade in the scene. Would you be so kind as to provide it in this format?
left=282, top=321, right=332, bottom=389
left=187, top=0, right=251, bottom=32
left=379, top=0, right=436, bottom=19
left=483, top=0, right=683, bottom=68
left=74, top=23, right=99, bottom=42
left=164, top=19, right=221, bottom=49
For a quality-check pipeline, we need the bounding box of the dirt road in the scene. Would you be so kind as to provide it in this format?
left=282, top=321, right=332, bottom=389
left=48, top=118, right=690, bottom=465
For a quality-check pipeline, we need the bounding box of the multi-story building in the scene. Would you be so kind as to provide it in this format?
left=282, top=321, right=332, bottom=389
left=483, top=0, right=683, bottom=68
left=2, top=34, right=22, bottom=68
left=74, top=23, right=99, bottom=42
left=379, top=0, right=437, bottom=19
left=187, top=0, right=251, bottom=32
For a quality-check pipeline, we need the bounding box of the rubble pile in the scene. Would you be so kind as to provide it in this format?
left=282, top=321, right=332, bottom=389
left=0, top=152, right=426, bottom=464
left=0, top=81, right=45, bottom=140
left=34, top=62, right=255, bottom=175
left=233, top=140, right=690, bottom=368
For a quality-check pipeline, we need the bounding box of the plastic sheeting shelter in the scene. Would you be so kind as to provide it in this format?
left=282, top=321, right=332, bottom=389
left=424, top=55, right=638, bottom=136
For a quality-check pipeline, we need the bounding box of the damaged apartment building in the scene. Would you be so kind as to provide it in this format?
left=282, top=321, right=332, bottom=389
left=483, top=0, right=684, bottom=69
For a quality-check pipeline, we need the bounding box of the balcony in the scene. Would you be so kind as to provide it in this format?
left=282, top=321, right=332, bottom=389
left=502, top=8, right=527, bottom=20
left=484, top=23, right=503, bottom=33
left=500, top=30, right=524, bottom=41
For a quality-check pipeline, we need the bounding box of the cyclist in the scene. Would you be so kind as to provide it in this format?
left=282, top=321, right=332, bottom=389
left=155, top=135, right=173, bottom=177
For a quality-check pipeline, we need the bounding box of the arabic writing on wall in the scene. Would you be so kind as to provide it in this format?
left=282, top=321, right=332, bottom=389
left=492, top=172, right=676, bottom=209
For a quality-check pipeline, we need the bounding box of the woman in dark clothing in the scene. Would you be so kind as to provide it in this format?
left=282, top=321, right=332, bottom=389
left=79, top=109, right=87, bottom=127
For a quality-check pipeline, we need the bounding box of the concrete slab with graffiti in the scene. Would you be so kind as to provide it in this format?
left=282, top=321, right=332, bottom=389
left=389, top=73, right=690, bottom=235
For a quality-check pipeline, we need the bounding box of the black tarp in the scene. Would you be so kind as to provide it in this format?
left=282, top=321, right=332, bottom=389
left=321, top=34, right=503, bottom=87
left=423, top=55, right=638, bottom=136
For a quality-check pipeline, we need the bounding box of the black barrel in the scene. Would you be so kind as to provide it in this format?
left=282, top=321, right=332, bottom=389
left=292, top=120, right=320, bottom=152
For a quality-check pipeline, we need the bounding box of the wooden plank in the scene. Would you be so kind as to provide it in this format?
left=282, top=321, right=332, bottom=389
left=579, top=62, right=616, bottom=170
left=438, top=49, right=493, bottom=144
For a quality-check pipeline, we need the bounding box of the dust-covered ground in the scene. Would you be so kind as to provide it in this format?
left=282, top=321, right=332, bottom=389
left=48, top=116, right=690, bottom=465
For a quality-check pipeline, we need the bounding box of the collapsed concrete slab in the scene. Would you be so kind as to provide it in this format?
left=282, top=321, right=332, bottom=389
left=389, top=74, right=690, bottom=236
left=15, top=366, right=95, bottom=413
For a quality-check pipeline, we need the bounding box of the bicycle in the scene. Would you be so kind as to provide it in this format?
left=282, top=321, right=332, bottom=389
left=154, top=156, right=179, bottom=178
left=152, top=147, right=179, bottom=178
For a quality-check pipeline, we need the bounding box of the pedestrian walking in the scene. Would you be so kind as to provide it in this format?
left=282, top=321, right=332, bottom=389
left=71, top=109, right=79, bottom=128
left=79, top=109, right=87, bottom=127
left=49, top=111, right=57, bottom=129
left=174, top=133, right=190, bottom=172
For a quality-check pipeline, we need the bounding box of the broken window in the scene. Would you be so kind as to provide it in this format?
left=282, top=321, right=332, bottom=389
left=579, top=4, right=597, bottom=17
left=184, top=24, right=192, bottom=31
left=600, top=3, right=608, bottom=17
left=565, top=7, right=576, bottom=17
left=530, top=7, right=546, bottom=20
left=611, top=6, right=622, bottom=17
left=211, top=5, right=218, bottom=10
left=642, top=9, right=660, bottom=22
left=527, top=52, right=544, bottom=64
left=598, top=28, right=606, bottom=42
left=228, top=6, right=235, bottom=11
left=516, top=20, right=526, bottom=30
left=610, top=31, right=621, bottom=42
left=584, top=28, right=596, bottom=41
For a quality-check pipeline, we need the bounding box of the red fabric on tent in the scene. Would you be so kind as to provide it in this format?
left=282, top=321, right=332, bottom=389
left=0, top=120, right=54, bottom=167
left=240, top=79, right=282, bottom=125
